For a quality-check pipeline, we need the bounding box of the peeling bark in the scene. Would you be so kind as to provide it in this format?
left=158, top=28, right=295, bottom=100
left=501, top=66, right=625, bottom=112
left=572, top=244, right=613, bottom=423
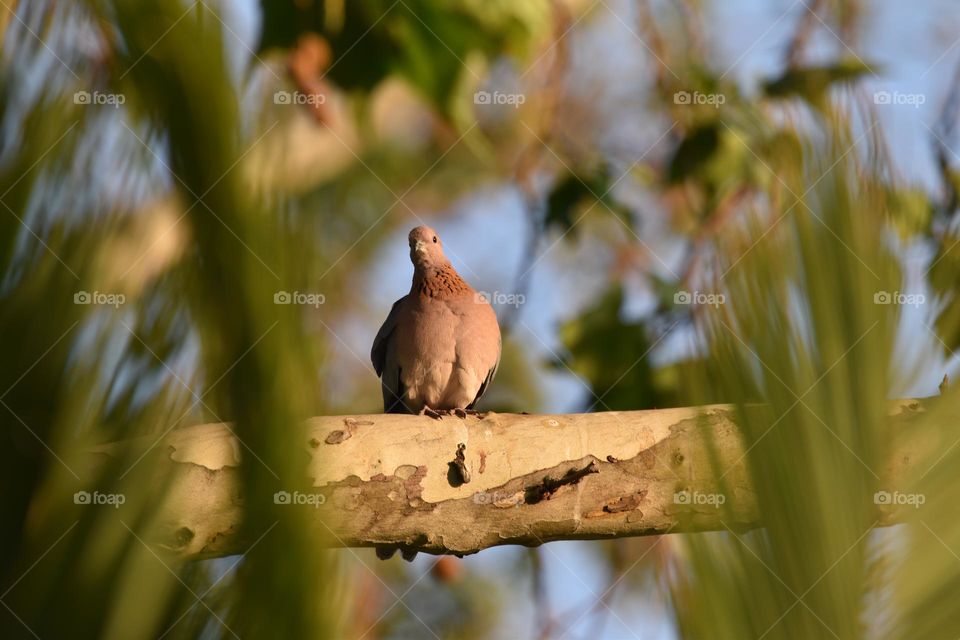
left=87, top=402, right=930, bottom=560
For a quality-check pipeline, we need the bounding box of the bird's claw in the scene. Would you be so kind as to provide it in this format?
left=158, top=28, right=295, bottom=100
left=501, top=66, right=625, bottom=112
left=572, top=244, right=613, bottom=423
left=421, top=406, right=444, bottom=420
left=421, top=407, right=486, bottom=420
left=376, top=546, right=418, bottom=562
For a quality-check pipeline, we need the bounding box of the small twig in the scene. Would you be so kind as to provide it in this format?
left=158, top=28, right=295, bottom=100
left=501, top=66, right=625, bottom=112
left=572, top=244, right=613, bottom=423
left=678, top=184, right=752, bottom=290
left=785, top=0, right=826, bottom=68
left=504, top=0, right=572, bottom=331
left=530, top=548, right=552, bottom=640
left=672, top=0, right=705, bottom=62
left=637, top=0, right=670, bottom=89
left=837, top=0, right=863, bottom=49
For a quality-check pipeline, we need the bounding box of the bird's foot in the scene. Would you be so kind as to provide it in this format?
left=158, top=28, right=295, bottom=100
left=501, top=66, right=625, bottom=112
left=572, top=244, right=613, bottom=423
left=420, top=406, right=444, bottom=420
left=421, top=407, right=486, bottom=420
left=454, top=408, right=486, bottom=419
left=375, top=546, right=418, bottom=562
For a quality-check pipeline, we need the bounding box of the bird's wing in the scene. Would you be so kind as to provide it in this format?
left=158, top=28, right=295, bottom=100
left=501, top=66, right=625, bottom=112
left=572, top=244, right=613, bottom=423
left=449, top=295, right=500, bottom=410
left=381, top=366, right=408, bottom=413
left=371, top=297, right=404, bottom=376
left=372, top=297, right=412, bottom=413
left=467, top=336, right=501, bottom=410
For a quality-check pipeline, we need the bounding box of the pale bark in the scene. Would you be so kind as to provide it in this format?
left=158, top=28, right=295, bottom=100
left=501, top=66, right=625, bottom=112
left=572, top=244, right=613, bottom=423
left=90, top=402, right=927, bottom=561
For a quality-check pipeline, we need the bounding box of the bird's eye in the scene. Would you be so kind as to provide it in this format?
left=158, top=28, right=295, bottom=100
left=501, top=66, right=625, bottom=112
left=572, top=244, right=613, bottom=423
left=432, top=236, right=438, bottom=243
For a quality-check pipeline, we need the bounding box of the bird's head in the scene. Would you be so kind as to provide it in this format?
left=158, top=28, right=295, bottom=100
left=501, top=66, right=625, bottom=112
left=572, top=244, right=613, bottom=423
left=408, top=225, right=449, bottom=271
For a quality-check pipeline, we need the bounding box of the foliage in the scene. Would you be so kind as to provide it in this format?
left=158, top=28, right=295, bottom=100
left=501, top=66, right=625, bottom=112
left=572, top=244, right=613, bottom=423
left=3, top=0, right=960, bottom=639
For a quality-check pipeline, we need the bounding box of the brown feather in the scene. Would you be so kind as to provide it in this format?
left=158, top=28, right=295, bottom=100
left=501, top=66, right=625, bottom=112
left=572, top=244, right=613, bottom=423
left=412, top=265, right=473, bottom=300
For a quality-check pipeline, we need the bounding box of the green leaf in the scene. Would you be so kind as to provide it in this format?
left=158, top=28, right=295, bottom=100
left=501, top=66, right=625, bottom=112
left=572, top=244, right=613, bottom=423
left=668, top=123, right=752, bottom=206
left=259, top=0, right=549, bottom=116
left=555, top=286, right=664, bottom=410
left=888, top=186, right=933, bottom=238
left=669, top=124, right=722, bottom=184
left=930, top=234, right=960, bottom=353
left=544, top=171, right=633, bottom=236
left=763, top=58, right=874, bottom=103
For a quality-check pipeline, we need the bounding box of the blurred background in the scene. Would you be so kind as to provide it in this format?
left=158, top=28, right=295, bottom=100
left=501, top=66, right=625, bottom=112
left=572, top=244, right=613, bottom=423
left=3, top=0, right=960, bottom=638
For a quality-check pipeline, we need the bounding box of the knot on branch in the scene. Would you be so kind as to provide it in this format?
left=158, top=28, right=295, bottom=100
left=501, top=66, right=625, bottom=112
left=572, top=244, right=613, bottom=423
left=448, top=443, right=470, bottom=486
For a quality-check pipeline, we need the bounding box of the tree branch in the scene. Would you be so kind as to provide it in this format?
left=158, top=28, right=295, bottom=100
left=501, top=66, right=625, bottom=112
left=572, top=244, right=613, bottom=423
left=89, top=402, right=929, bottom=561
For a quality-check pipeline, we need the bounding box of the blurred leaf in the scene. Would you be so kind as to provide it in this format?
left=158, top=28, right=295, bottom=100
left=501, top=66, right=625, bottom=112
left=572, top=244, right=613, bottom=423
left=555, top=285, right=662, bottom=410
left=668, top=123, right=752, bottom=208
left=763, top=58, right=874, bottom=105
left=259, top=0, right=548, bottom=116
left=668, top=131, right=901, bottom=640
left=668, top=124, right=721, bottom=184
left=887, top=186, right=933, bottom=239
left=948, top=169, right=960, bottom=199
left=930, top=233, right=960, bottom=354
left=545, top=170, right=633, bottom=236
left=758, top=128, right=805, bottom=176
left=6, top=2, right=960, bottom=639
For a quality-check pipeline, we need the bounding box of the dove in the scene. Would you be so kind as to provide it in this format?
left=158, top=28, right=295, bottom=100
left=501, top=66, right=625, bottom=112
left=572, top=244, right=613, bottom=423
left=371, top=225, right=501, bottom=418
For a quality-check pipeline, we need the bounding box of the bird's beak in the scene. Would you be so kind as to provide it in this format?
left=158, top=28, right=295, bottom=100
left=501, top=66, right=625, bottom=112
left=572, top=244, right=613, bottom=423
left=414, top=240, right=427, bottom=254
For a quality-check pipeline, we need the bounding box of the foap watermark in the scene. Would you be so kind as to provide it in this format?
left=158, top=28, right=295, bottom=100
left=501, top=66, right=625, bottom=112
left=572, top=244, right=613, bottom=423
left=673, top=91, right=726, bottom=108
left=674, top=290, right=726, bottom=308
left=74, top=490, right=126, bottom=508
left=674, top=490, right=726, bottom=508
left=274, top=90, right=326, bottom=106
left=474, top=90, right=526, bottom=107
left=74, top=291, right=125, bottom=308
left=274, top=291, right=326, bottom=307
left=274, top=490, right=326, bottom=508
left=476, top=291, right=525, bottom=308
left=473, top=490, right=523, bottom=507
left=873, top=91, right=926, bottom=108
left=873, top=291, right=924, bottom=307
left=874, top=490, right=925, bottom=509
left=74, top=90, right=126, bottom=108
